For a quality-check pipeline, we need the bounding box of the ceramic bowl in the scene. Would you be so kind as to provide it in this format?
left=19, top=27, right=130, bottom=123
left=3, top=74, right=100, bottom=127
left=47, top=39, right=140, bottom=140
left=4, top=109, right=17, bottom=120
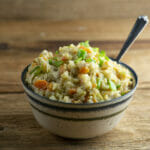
left=21, top=62, right=138, bottom=139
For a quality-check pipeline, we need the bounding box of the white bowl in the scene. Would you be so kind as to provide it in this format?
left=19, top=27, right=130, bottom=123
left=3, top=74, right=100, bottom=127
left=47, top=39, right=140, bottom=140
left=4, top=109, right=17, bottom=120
left=21, top=62, right=138, bottom=139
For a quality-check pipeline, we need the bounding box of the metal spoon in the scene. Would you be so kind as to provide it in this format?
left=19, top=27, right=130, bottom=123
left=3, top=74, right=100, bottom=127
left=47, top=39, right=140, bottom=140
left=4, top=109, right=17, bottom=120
left=116, top=16, right=149, bottom=62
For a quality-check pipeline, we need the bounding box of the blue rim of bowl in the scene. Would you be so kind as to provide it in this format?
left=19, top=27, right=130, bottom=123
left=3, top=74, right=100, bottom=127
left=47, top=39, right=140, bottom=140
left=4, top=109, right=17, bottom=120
left=21, top=59, right=138, bottom=108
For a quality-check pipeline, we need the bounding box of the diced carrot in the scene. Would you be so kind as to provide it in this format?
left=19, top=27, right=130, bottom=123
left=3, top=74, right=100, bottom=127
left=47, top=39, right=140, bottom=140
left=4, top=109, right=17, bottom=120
left=34, top=80, right=48, bottom=90
left=43, top=57, right=47, bottom=61
left=96, top=73, right=99, bottom=77
left=93, top=99, right=97, bottom=103
left=84, top=93, right=89, bottom=103
left=68, top=88, right=77, bottom=95
left=59, top=65, right=65, bottom=74
left=62, top=56, right=68, bottom=61
left=80, top=46, right=92, bottom=53
left=79, top=66, right=89, bottom=74
left=48, top=82, right=53, bottom=91
left=92, top=83, right=96, bottom=88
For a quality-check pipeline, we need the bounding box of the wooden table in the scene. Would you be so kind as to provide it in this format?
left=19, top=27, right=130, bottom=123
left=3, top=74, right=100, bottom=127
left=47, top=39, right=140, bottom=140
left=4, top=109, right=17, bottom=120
left=0, top=19, right=150, bottom=150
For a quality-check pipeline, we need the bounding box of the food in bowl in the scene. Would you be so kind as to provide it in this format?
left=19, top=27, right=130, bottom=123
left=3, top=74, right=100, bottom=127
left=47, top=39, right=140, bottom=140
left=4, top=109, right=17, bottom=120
left=22, top=41, right=137, bottom=139
left=25, top=41, right=134, bottom=104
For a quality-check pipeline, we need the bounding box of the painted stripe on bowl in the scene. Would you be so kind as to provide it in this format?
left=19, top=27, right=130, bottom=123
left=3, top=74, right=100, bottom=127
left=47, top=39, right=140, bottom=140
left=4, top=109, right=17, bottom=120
left=30, top=103, right=127, bottom=121
left=27, top=94, right=131, bottom=112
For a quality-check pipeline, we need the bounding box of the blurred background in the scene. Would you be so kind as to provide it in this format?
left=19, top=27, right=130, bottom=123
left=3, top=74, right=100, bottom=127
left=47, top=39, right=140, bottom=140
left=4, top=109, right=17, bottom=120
left=0, top=0, right=150, bottom=51
left=0, top=0, right=150, bottom=20
left=0, top=1, right=150, bottom=149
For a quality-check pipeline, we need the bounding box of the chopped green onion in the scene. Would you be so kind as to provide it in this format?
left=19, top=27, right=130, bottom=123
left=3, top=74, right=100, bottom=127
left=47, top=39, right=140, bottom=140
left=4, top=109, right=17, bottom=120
left=121, top=92, right=126, bottom=96
left=85, top=58, right=96, bottom=63
left=79, top=40, right=90, bottom=47
left=55, top=50, right=59, bottom=54
left=40, top=62, right=45, bottom=72
left=49, top=59, right=64, bottom=67
left=99, top=50, right=106, bottom=57
left=53, top=60, right=64, bottom=67
left=97, top=78, right=102, bottom=89
left=75, top=57, right=82, bottom=63
left=53, top=57, right=58, bottom=60
left=77, top=49, right=87, bottom=59
left=34, top=68, right=42, bottom=76
left=117, top=84, right=121, bottom=89
left=105, top=56, right=110, bottom=61
left=108, top=80, right=117, bottom=91
left=99, top=59, right=104, bottom=67
left=99, top=50, right=110, bottom=61
left=49, top=59, right=53, bottom=65
left=93, top=47, right=99, bottom=52
left=30, top=66, right=40, bottom=74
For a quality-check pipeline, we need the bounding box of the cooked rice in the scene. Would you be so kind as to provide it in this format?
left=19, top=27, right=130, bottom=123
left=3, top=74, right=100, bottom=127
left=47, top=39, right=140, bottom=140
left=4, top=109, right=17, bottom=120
left=25, top=41, right=134, bottom=104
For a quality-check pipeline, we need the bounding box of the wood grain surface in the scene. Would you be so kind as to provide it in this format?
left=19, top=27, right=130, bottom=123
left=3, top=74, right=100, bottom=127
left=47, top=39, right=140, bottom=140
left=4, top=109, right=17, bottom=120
left=0, top=19, right=150, bottom=150
left=0, top=0, right=150, bottom=20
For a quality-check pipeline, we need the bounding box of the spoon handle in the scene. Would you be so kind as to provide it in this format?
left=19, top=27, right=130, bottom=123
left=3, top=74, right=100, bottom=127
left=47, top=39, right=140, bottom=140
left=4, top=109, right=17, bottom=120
left=116, top=16, right=149, bottom=62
